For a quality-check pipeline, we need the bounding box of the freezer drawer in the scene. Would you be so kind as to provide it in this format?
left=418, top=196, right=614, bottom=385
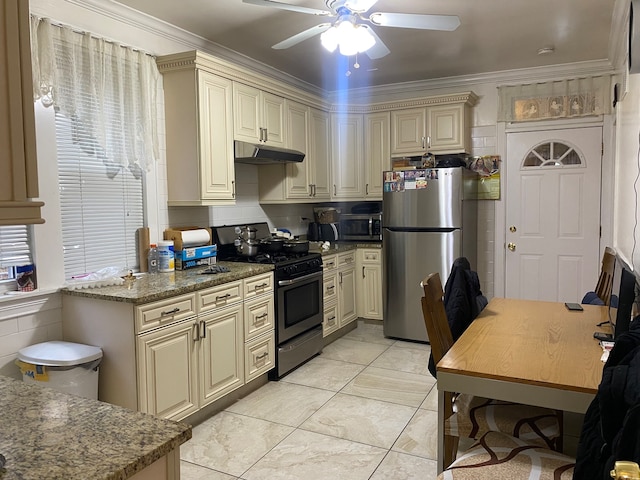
left=383, top=228, right=461, bottom=342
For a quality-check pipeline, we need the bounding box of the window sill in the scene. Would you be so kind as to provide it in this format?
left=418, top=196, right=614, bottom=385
left=0, top=287, right=60, bottom=305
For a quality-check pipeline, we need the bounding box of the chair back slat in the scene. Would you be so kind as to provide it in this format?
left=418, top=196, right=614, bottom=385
left=421, top=272, right=454, bottom=365
left=595, top=247, right=616, bottom=306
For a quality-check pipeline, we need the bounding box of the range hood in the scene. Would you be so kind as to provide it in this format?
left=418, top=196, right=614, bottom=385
left=234, top=140, right=305, bottom=164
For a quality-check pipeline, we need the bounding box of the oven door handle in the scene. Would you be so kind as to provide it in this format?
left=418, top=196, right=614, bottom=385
left=278, top=270, right=323, bottom=287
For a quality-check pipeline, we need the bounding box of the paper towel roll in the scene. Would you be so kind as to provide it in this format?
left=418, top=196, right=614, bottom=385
left=181, top=229, right=211, bottom=248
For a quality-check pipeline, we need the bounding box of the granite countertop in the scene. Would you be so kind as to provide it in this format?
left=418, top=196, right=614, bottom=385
left=0, top=376, right=191, bottom=480
left=309, top=242, right=381, bottom=256
left=60, top=262, right=274, bottom=304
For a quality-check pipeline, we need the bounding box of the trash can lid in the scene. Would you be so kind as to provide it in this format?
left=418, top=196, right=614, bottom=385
left=17, top=341, right=102, bottom=366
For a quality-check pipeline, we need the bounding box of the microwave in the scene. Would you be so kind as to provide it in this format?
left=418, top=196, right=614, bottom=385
left=339, top=213, right=382, bottom=242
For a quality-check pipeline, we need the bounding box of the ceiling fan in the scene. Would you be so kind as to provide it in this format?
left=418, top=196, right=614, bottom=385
left=242, top=0, right=460, bottom=59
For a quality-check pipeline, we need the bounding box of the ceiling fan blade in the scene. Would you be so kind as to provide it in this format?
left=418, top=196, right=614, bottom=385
left=243, top=0, right=332, bottom=16
left=368, top=12, right=460, bottom=31
left=360, top=25, right=390, bottom=59
left=272, top=23, right=332, bottom=49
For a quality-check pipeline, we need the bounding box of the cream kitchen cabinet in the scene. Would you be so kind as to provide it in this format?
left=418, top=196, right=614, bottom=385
left=157, top=54, right=236, bottom=206
left=331, top=113, right=364, bottom=199
left=391, top=98, right=475, bottom=157
left=337, top=251, right=358, bottom=327
left=364, top=112, right=391, bottom=200
left=322, top=254, right=339, bottom=337
left=233, top=82, right=285, bottom=147
left=0, top=0, right=44, bottom=225
left=62, top=272, right=274, bottom=422
left=258, top=104, right=331, bottom=203
left=283, top=104, right=331, bottom=201
left=356, top=248, right=383, bottom=320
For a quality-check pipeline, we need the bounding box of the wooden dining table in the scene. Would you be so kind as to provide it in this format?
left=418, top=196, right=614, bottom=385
left=435, top=297, right=609, bottom=472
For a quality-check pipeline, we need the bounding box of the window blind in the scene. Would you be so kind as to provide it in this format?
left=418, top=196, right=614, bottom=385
left=55, top=110, right=144, bottom=279
left=0, top=226, right=32, bottom=281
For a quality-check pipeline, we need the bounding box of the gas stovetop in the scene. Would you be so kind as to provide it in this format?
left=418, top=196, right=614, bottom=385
left=212, top=222, right=323, bottom=277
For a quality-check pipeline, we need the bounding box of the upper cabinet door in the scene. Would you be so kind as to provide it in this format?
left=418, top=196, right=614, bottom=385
left=331, top=113, right=364, bottom=199
left=284, top=100, right=312, bottom=199
left=233, top=83, right=285, bottom=147
left=426, top=104, right=468, bottom=154
left=364, top=112, right=390, bottom=200
left=198, top=72, right=235, bottom=201
left=0, top=0, right=44, bottom=225
left=309, top=108, right=331, bottom=200
left=233, top=83, right=261, bottom=143
left=390, top=108, right=426, bottom=156
left=261, top=92, right=285, bottom=147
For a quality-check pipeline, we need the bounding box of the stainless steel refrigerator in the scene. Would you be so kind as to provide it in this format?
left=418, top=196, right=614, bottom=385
left=382, top=167, right=478, bottom=342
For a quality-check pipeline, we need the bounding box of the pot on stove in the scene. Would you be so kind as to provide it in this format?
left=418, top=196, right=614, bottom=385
left=234, top=238, right=260, bottom=256
left=283, top=239, right=309, bottom=254
left=235, top=225, right=258, bottom=242
left=260, top=236, right=285, bottom=253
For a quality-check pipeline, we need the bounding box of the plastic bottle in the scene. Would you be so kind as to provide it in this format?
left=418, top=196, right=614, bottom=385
left=147, top=244, right=158, bottom=274
left=157, top=240, right=175, bottom=273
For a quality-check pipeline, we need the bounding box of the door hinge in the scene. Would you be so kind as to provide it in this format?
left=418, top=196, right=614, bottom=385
left=600, top=226, right=602, bottom=238
left=602, top=142, right=604, bottom=156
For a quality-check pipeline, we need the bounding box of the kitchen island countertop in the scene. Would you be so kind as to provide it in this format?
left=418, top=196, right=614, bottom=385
left=0, top=375, right=191, bottom=480
left=60, top=262, right=274, bottom=304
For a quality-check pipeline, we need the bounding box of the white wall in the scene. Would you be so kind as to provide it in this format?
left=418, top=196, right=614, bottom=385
left=613, top=72, right=640, bottom=270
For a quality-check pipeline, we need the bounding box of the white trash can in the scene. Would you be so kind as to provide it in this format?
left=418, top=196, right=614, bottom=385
left=16, top=341, right=102, bottom=400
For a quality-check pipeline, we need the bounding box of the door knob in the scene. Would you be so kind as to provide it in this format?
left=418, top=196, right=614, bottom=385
left=509, top=225, right=517, bottom=233
left=508, top=242, right=516, bottom=251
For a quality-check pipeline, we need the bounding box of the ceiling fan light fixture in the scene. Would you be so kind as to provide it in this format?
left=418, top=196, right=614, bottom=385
left=321, top=20, right=376, bottom=56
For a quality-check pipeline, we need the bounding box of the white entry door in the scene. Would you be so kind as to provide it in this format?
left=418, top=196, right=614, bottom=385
left=505, top=126, right=602, bottom=302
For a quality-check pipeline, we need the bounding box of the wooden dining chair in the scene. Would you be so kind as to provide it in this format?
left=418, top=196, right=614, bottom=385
left=595, top=246, right=616, bottom=306
left=421, top=272, right=564, bottom=467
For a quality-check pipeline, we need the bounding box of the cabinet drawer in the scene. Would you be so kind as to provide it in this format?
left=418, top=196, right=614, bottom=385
left=323, top=272, right=337, bottom=304
left=198, top=280, right=243, bottom=312
left=323, top=254, right=337, bottom=271
left=338, top=251, right=356, bottom=267
left=135, top=294, right=197, bottom=334
left=244, top=272, right=273, bottom=299
left=245, top=331, right=275, bottom=381
left=360, top=249, right=380, bottom=262
left=323, top=302, right=339, bottom=337
left=244, top=294, right=274, bottom=340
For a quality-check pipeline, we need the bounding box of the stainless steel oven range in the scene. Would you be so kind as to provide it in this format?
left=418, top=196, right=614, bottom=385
left=212, top=222, right=323, bottom=379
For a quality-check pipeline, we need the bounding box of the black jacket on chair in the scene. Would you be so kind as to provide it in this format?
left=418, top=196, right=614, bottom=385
left=428, top=257, right=488, bottom=378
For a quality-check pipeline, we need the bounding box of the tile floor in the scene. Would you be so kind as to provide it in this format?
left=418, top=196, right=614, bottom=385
left=180, top=321, right=440, bottom=480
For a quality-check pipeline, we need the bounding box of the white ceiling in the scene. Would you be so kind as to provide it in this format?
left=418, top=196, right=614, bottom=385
left=113, top=0, right=617, bottom=91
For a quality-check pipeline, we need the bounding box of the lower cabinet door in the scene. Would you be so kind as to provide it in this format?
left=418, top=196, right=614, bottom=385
left=137, top=318, right=199, bottom=420
left=339, top=267, right=358, bottom=326
left=199, top=303, right=244, bottom=407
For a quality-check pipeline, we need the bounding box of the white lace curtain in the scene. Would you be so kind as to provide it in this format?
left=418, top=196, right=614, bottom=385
left=497, top=75, right=611, bottom=123
left=29, top=16, right=160, bottom=171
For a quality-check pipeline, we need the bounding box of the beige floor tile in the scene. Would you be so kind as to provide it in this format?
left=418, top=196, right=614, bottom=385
left=280, top=356, right=365, bottom=391
left=242, top=429, right=387, bottom=480
left=370, top=344, right=431, bottom=376
left=420, top=383, right=439, bottom=411
left=370, top=451, right=438, bottom=480
left=392, top=409, right=438, bottom=460
left=225, top=381, right=335, bottom=427
left=320, top=337, right=389, bottom=365
left=180, top=411, right=294, bottom=477
left=300, top=393, right=416, bottom=449
left=341, top=365, right=434, bottom=407
left=181, top=461, right=238, bottom=480
left=393, top=339, right=431, bottom=351
left=343, top=321, right=396, bottom=346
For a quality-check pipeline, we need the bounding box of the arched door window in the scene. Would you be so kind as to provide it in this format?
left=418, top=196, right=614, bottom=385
left=523, top=141, right=584, bottom=168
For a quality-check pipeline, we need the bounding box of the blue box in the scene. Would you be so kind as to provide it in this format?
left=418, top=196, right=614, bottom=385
left=174, top=244, right=217, bottom=262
